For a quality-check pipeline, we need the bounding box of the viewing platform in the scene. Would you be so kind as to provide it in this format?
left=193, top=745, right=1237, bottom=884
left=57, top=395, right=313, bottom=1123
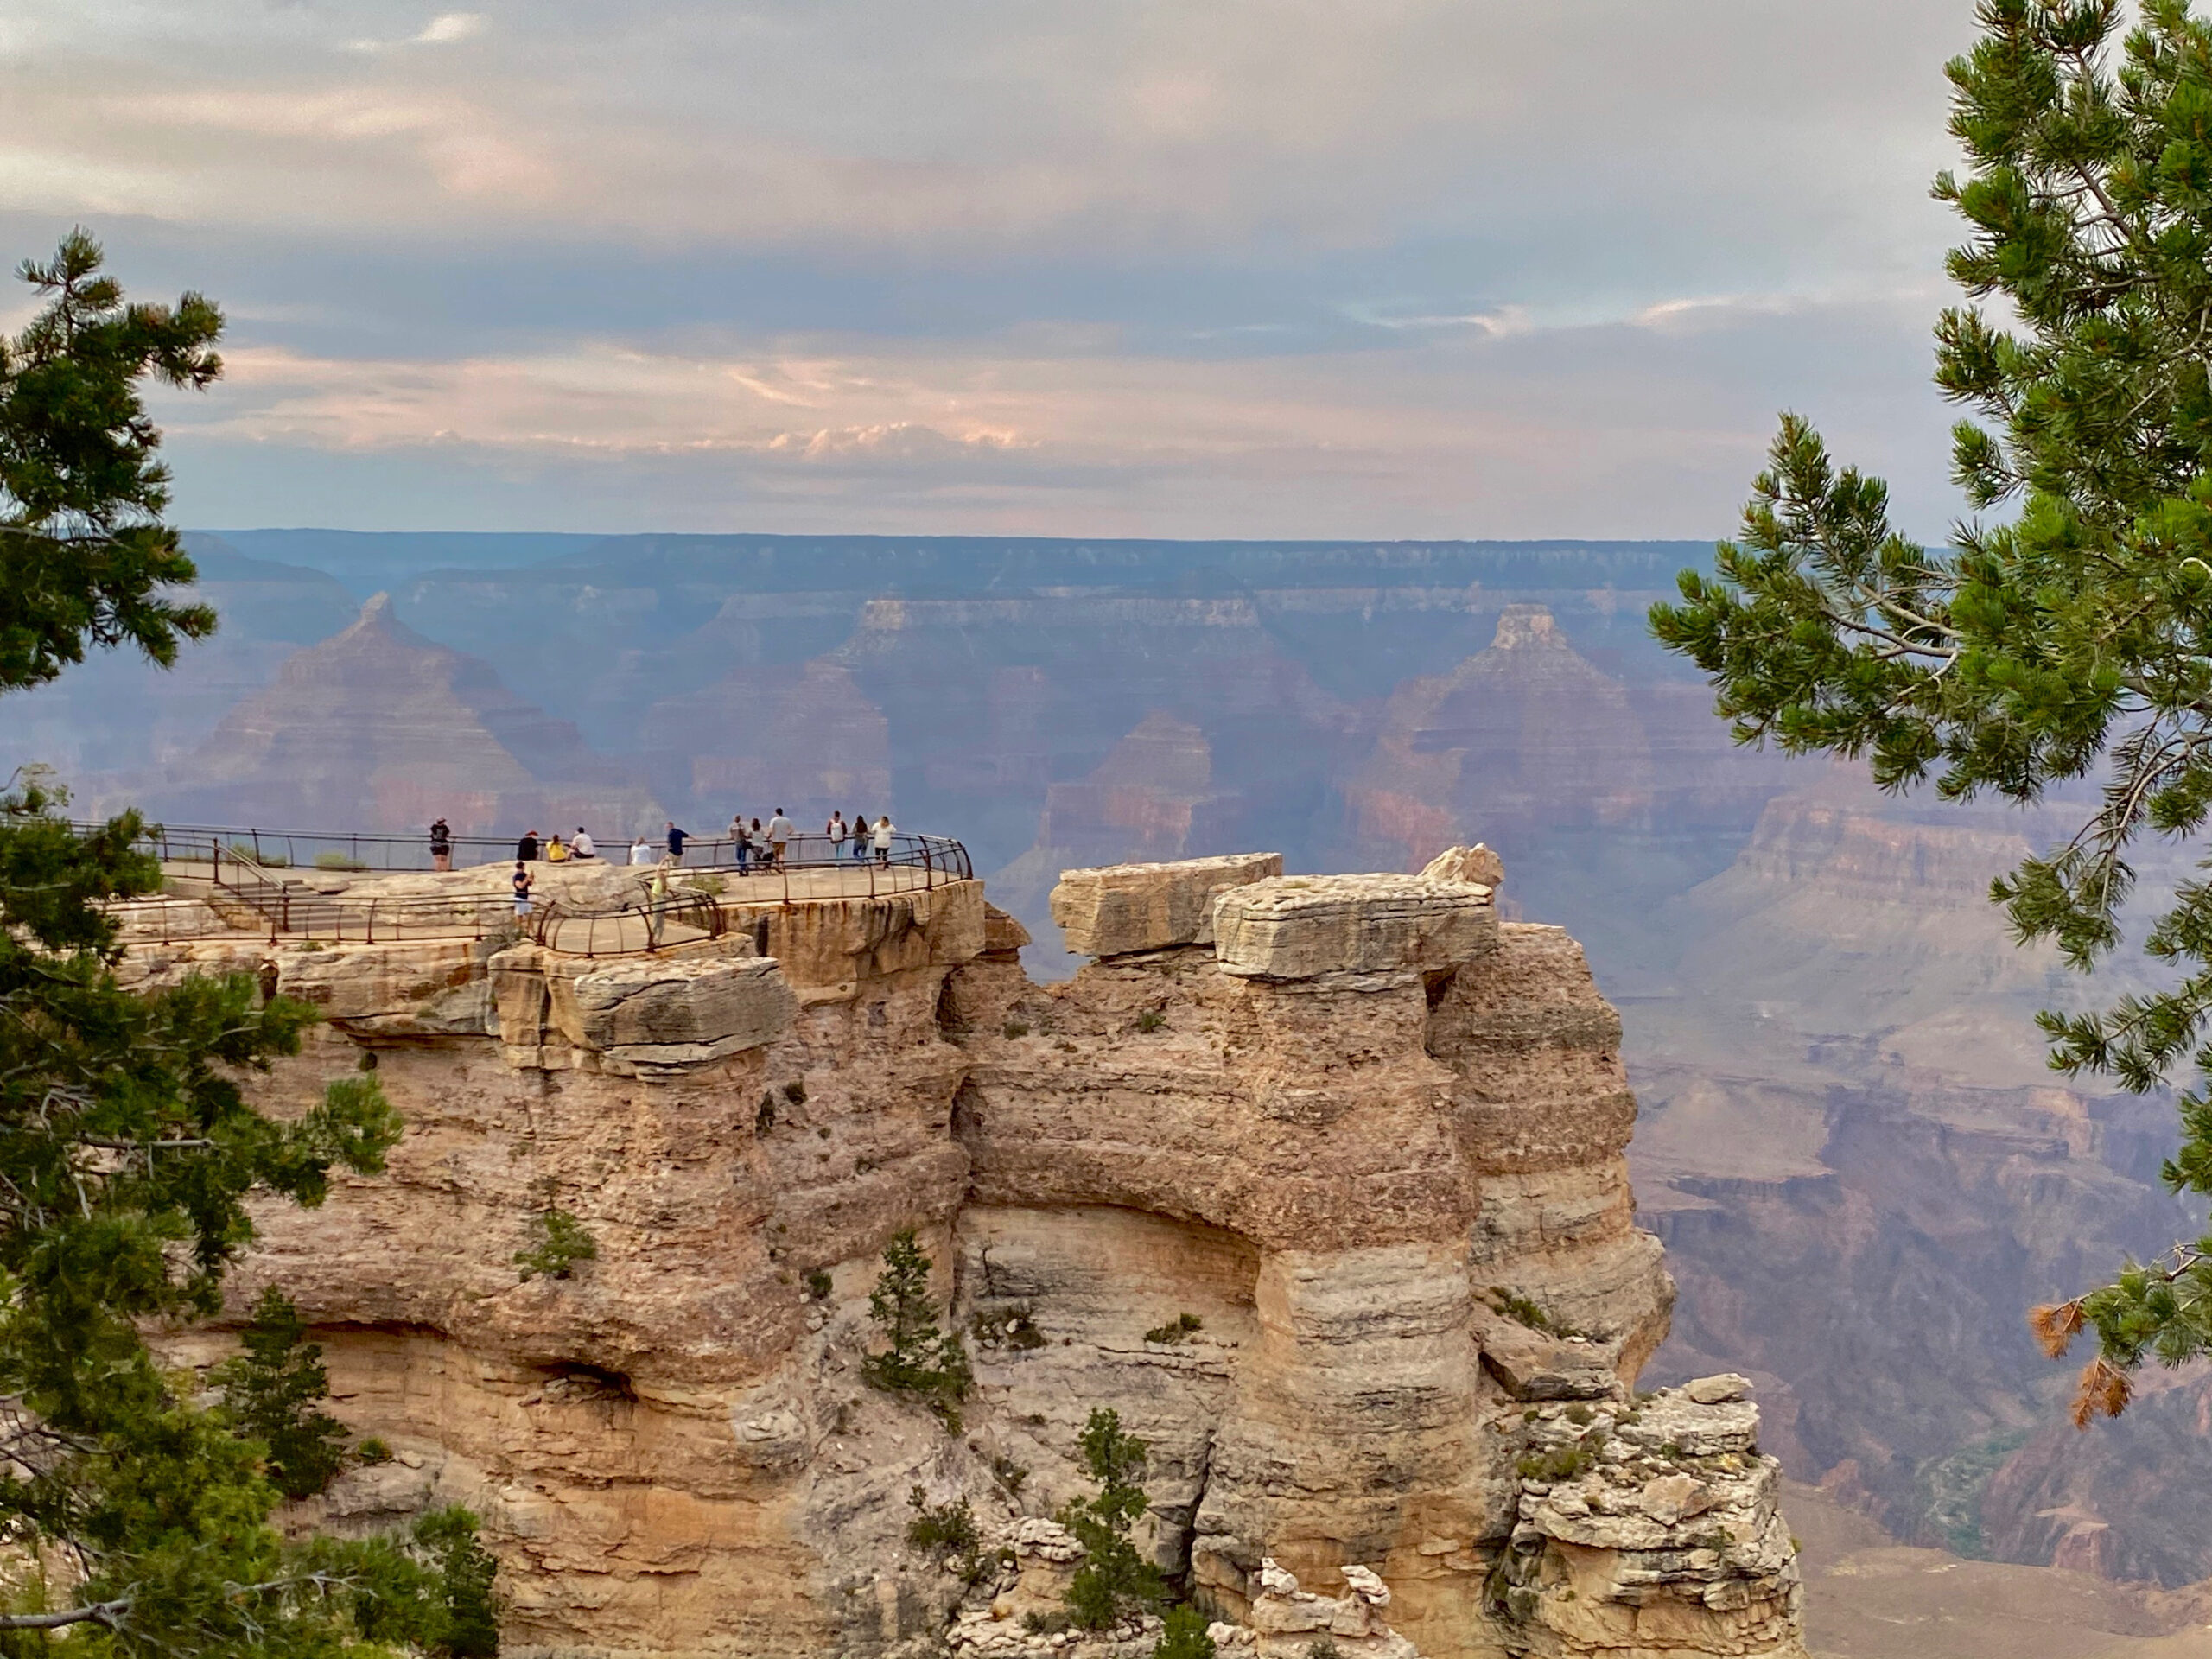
left=100, top=821, right=976, bottom=959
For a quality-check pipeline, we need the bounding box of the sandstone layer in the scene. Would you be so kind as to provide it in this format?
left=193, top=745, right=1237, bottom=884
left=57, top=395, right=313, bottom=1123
left=133, top=849, right=1802, bottom=1659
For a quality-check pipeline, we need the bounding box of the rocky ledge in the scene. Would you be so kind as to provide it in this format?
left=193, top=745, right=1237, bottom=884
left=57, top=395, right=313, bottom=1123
left=132, top=848, right=1801, bottom=1659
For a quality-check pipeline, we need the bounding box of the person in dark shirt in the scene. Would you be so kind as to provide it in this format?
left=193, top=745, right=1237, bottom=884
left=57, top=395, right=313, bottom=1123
left=429, top=817, right=452, bottom=872
left=517, top=830, right=540, bottom=862
left=665, top=821, right=689, bottom=862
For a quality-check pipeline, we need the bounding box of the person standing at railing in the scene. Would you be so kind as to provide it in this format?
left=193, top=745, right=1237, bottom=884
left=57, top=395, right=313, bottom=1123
left=512, top=861, right=534, bottom=918
left=429, top=817, right=452, bottom=873
left=872, top=814, right=895, bottom=866
left=732, top=815, right=753, bottom=875
left=629, top=834, right=652, bottom=866
left=518, top=829, right=540, bottom=862
left=849, top=806, right=870, bottom=861
left=766, top=807, right=794, bottom=870
left=828, top=810, right=848, bottom=861
left=573, top=827, right=595, bottom=861
left=665, top=821, right=688, bottom=863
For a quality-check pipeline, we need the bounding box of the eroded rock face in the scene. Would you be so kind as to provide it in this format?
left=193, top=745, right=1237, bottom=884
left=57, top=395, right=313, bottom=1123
left=143, top=853, right=1798, bottom=1659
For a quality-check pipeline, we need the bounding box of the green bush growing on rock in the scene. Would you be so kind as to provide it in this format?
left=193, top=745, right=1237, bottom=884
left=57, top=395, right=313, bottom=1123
left=1058, top=1408, right=1163, bottom=1629
left=515, top=1209, right=598, bottom=1281
left=1154, top=1603, right=1216, bottom=1659
left=214, top=1286, right=353, bottom=1501
left=1143, top=1312, right=1203, bottom=1345
left=1484, top=1286, right=1584, bottom=1338
left=861, top=1230, right=973, bottom=1432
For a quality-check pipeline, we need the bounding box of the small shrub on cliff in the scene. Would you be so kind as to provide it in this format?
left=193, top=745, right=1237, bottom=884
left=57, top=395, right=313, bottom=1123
left=515, top=1209, right=598, bottom=1281
left=214, top=1286, right=351, bottom=1500
left=906, top=1486, right=998, bottom=1584
left=1153, top=1603, right=1216, bottom=1659
left=1484, top=1285, right=1583, bottom=1338
left=1135, top=1009, right=1166, bottom=1033
left=1143, top=1312, right=1203, bottom=1345
left=862, top=1230, right=973, bottom=1431
left=1058, top=1408, right=1163, bottom=1629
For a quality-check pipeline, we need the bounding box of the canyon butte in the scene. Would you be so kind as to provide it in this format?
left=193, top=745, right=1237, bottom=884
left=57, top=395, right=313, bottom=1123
left=124, top=845, right=1805, bottom=1659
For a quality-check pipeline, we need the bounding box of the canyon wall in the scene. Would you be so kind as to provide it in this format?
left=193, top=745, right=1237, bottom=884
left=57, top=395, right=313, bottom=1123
left=131, top=850, right=1803, bottom=1659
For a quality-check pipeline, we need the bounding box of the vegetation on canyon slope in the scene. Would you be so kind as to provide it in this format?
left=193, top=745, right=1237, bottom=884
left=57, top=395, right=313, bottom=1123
left=862, top=1228, right=975, bottom=1431
left=1654, top=0, right=2212, bottom=1420
left=0, top=235, right=486, bottom=1652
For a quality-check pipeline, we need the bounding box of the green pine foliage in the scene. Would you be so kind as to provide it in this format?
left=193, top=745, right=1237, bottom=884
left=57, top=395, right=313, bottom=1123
left=514, top=1210, right=597, bottom=1281
left=0, top=230, right=221, bottom=692
left=861, top=1230, right=973, bottom=1431
left=213, top=1287, right=350, bottom=1502
left=1153, top=1603, right=1217, bottom=1659
left=1058, top=1408, right=1163, bottom=1630
left=1649, top=0, right=2212, bottom=1423
left=0, top=236, right=486, bottom=1650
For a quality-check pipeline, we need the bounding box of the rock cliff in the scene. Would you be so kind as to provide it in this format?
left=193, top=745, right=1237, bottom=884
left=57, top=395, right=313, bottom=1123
left=130, top=848, right=1802, bottom=1659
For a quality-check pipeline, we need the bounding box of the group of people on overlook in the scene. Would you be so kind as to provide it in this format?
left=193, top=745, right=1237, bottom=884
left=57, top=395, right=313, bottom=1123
left=424, top=810, right=901, bottom=920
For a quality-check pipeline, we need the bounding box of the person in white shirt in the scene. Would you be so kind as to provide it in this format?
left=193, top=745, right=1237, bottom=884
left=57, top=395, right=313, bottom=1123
left=766, top=808, right=795, bottom=868
left=827, top=811, right=848, bottom=861
left=871, top=814, right=894, bottom=865
left=630, top=836, right=652, bottom=866
left=572, top=827, right=595, bottom=861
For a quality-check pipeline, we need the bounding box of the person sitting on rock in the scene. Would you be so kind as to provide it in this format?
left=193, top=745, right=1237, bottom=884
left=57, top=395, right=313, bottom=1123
left=517, top=829, right=540, bottom=862
left=545, top=834, right=569, bottom=863
left=629, top=835, right=652, bottom=865
left=572, top=827, right=595, bottom=860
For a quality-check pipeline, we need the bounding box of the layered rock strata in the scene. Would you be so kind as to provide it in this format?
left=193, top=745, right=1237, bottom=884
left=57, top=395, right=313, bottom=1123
left=133, top=849, right=1800, bottom=1659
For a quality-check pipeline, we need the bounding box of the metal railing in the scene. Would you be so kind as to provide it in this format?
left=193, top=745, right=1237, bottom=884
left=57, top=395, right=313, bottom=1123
left=93, top=821, right=971, bottom=882
left=99, top=821, right=971, bottom=958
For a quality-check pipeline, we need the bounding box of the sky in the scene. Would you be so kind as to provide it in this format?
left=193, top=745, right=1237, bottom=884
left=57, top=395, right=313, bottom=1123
left=0, top=1, right=1989, bottom=540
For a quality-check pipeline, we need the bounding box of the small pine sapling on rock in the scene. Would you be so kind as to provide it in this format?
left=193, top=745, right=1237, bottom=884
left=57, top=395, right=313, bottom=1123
left=213, top=1286, right=351, bottom=1500
left=861, top=1229, right=973, bottom=1431
left=1058, top=1407, right=1163, bottom=1629
left=515, top=1209, right=597, bottom=1281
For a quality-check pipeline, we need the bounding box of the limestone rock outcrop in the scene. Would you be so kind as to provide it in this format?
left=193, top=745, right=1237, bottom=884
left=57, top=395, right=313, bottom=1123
left=1210, top=871, right=1497, bottom=978
left=135, top=848, right=1799, bottom=1659
left=1047, top=851, right=1281, bottom=957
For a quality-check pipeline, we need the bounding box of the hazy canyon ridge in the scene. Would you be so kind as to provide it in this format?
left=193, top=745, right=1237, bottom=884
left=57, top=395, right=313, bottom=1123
left=15, top=531, right=2212, bottom=1640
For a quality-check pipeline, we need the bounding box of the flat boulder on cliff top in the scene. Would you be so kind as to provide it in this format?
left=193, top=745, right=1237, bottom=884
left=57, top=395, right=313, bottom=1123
left=1050, top=851, right=1281, bottom=957
left=569, top=955, right=795, bottom=1070
left=1211, top=873, right=1497, bottom=979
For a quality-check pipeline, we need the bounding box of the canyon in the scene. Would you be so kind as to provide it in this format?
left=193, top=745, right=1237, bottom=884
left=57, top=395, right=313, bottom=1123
left=127, top=847, right=1803, bottom=1659
left=16, top=530, right=2212, bottom=1636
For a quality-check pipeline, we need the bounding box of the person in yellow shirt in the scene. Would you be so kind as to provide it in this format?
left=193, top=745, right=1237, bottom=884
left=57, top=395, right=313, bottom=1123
left=545, top=835, right=569, bottom=863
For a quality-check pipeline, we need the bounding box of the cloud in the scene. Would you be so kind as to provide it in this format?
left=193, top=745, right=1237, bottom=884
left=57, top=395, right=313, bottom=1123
left=414, top=14, right=487, bottom=46
left=0, top=0, right=1990, bottom=536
